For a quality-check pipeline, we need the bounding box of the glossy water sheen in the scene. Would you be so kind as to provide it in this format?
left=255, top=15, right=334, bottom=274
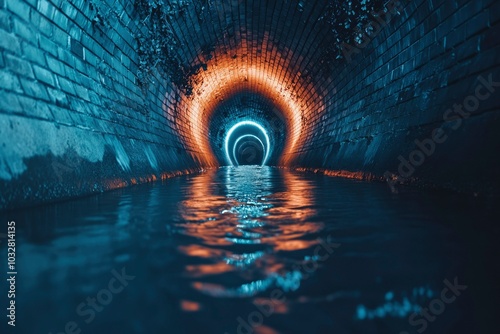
left=2, top=166, right=499, bottom=334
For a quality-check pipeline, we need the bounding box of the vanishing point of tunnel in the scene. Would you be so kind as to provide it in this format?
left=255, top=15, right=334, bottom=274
left=0, top=0, right=499, bottom=334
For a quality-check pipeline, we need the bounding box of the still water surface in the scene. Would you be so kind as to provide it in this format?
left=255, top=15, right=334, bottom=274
left=2, top=166, right=499, bottom=334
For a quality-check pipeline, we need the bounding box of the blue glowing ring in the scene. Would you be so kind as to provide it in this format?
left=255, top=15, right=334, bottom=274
left=224, top=121, right=270, bottom=166
left=232, top=134, right=266, bottom=166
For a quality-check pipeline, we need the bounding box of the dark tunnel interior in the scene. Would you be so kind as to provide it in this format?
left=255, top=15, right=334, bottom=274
left=1, top=0, right=499, bottom=207
left=1, top=0, right=500, bottom=333
left=208, top=91, right=286, bottom=166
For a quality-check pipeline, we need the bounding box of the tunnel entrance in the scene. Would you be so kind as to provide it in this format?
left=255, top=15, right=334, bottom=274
left=208, top=92, right=287, bottom=166
left=233, top=135, right=265, bottom=166
left=1, top=0, right=499, bottom=333
left=224, top=120, right=270, bottom=166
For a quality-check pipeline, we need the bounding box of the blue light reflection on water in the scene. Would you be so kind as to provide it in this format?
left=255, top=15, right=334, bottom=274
left=2, top=166, right=499, bottom=334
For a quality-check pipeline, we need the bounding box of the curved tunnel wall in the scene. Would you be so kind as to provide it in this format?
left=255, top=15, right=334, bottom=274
left=1, top=0, right=499, bottom=209
left=293, top=0, right=500, bottom=194
left=0, top=0, right=208, bottom=210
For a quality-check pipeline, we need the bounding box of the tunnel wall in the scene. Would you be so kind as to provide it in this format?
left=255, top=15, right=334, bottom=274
left=0, top=0, right=205, bottom=210
left=1, top=0, right=499, bottom=210
left=293, top=0, right=500, bottom=195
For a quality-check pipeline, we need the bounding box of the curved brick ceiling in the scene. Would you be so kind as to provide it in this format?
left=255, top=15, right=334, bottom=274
left=137, top=0, right=386, bottom=166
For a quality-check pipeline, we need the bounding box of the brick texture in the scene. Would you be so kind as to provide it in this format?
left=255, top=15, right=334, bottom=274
left=0, top=0, right=204, bottom=210
left=1, top=0, right=499, bottom=209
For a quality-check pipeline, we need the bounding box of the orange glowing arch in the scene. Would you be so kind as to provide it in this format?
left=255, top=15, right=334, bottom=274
left=165, top=43, right=326, bottom=166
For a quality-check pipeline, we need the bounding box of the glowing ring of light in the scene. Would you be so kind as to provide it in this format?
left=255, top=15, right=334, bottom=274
left=224, top=121, right=271, bottom=166
left=232, top=134, right=266, bottom=166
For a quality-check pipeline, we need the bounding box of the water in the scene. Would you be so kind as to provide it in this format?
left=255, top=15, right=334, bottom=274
left=2, top=166, right=499, bottom=334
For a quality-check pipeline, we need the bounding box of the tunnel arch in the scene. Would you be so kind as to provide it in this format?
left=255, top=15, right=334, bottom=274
left=152, top=0, right=395, bottom=169
left=1, top=0, right=499, bottom=210
left=208, top=89, right=287, bottom=166
left=169, top=53, right=327, bottom=166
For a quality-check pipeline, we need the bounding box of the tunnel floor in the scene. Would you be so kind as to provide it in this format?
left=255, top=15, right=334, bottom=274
left=3, top=166, right=499, bottom=334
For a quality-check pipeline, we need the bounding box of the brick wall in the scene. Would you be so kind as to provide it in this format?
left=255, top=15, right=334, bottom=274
left=0, top=0, right=207, bottom=210
left=1, top=0, right=499, bottom=209
left=292, top=0, right=500, bottom=194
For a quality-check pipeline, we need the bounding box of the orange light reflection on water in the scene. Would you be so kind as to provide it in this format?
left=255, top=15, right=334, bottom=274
left=176, top=167, right=324, bottom=302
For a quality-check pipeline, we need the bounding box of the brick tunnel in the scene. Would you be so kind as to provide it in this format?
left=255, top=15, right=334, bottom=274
left=1, top=1, right=500, bottom=333
left=1, top=0, right=499, bottom=209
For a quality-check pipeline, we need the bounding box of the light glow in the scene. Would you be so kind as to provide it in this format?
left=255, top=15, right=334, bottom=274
left=164, top=42, right=326, bottom=166
left=224, top=121, right=270, bottom=166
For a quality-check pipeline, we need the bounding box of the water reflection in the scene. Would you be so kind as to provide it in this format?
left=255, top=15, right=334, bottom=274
left=2, top=166, right=497, bottom=334
left=179, top=166, right=324, bottom=299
